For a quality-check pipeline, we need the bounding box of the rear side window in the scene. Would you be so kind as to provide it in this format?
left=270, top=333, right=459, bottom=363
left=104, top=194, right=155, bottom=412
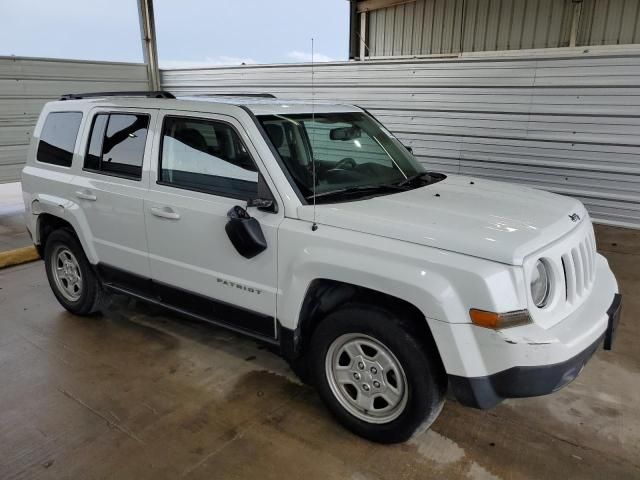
left=37, top=112, right=83, bottom=167
left=84, top=113, right=150, bottom=180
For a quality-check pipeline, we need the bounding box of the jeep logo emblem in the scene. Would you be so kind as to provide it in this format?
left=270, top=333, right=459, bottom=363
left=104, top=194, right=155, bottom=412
left=569, top=213, right=581, bottom=222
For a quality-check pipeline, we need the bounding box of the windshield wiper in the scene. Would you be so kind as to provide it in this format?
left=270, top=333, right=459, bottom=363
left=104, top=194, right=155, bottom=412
left=305, top=183, right=407, bottom=201
left=396, top=171, right=432, bottom=188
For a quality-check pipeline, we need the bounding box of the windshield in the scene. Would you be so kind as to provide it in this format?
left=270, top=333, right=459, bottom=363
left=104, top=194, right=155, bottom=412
left=258, top=112, right=436, bottom=203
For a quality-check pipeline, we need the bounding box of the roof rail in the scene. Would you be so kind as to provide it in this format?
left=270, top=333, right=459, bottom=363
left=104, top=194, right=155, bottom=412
left=201, top=93, right=276, bottom=98
left=59, top=91, right=176, bottom=100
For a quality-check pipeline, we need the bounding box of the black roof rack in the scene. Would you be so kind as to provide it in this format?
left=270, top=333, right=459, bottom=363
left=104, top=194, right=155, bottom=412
left=59, top=91, right=176, bottom=100
left=201, top=93, right=276, bottom=98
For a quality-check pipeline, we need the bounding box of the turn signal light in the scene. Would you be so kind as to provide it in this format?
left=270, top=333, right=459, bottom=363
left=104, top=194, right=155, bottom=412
left=469, top=309, right=532, bottom=329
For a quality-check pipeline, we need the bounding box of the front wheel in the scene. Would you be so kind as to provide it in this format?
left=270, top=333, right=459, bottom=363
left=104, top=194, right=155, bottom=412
left=310, top=303, right=446, bottom=443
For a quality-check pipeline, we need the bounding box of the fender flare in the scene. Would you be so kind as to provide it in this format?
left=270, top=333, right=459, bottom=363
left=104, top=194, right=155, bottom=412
left=32, top=194, right=98, bottom=264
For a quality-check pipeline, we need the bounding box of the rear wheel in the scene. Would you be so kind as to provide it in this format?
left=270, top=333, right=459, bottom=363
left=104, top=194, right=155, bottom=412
left=44, top=229, right=105, bottom=315
left=310, top=303, right=445, bottom=443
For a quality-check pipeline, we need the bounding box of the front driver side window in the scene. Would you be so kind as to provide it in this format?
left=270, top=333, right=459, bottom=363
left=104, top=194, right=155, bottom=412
left=159, top=116, right=259, bottom=199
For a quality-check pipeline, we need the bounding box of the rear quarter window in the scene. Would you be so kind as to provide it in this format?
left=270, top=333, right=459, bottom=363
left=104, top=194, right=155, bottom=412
left=36, top=112, right=83, bottom=167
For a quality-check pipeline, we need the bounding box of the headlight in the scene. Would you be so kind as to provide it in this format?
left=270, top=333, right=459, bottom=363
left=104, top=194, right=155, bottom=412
left=530, top=259, right=550, bottom=308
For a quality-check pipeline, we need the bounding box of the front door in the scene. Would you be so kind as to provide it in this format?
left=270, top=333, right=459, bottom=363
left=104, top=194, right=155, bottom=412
left=143, top=111, right=281, bottom=338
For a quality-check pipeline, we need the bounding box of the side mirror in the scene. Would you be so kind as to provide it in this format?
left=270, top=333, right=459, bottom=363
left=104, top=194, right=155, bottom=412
left=404, top=145, right=413, bottom=153
left=225, top=206, right=267, bottom=259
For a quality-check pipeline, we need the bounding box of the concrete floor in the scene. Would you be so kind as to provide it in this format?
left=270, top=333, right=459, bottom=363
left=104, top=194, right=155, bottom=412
left=0, top=183, right=31, bottom=251
left=0, top=224, right=638, bottom=479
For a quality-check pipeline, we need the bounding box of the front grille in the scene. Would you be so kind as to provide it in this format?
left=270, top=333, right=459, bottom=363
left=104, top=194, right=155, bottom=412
left=560, top=227, right=597, bottom=303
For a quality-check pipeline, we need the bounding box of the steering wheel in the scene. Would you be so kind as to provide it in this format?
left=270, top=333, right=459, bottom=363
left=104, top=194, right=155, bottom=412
left=323, top=157, right=357, bottom=183
left=332, top=157, right=356, bottom=170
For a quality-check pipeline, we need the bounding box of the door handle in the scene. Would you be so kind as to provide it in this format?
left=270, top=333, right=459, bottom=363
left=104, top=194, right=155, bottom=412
left=75, top=190, right=97, bottom=201
left=150, top=206, right=181, bottom=220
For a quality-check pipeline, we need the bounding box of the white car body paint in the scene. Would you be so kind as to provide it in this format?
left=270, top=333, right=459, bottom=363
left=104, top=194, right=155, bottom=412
left=21, top=95, right=619, bottom=389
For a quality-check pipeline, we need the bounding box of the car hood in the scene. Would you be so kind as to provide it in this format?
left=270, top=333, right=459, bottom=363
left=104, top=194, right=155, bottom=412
left=297, top=175, right=587, bottom=265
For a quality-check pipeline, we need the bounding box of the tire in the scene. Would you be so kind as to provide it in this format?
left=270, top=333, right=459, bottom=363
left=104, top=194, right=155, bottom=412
left=44, top=229, right=106, bottom=315
left=309, top=303, right=446, bottom=443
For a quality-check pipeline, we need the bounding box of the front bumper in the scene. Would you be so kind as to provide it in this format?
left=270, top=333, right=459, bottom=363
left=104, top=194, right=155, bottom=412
left=450, top=293, right=622, bottom=409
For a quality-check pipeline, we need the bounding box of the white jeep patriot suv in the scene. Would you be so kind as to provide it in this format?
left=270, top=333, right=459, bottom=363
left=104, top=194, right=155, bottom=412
left=22, top=91, right=621, bottom=443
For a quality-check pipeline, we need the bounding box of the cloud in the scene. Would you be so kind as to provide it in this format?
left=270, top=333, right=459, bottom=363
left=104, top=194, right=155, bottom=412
left=160, top=56, right=258, bottom=69
left=286, top=50, right=336, bottom=63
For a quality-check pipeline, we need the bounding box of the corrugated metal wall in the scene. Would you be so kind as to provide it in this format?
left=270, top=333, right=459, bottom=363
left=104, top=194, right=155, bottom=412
left=579, top=0, right=640, bottom=46
left=0, top=56, right=149, bottom=184
left=366, top=0, right=640, bottom=57
left=162, top=51, right=640, bottom=228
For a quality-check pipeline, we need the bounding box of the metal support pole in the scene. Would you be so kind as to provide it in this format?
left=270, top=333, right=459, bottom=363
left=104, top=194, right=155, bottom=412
left=137, top=0, right=161, bottom=91
left=359, top=12, right=367, bottom=61
left=569, top=0, right=583, bottom=48
left=348, top=0, right=358, bottom=60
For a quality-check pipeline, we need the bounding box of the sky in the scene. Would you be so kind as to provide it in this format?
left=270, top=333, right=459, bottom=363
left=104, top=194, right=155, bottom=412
left=0, top=0, right=349, bottom=67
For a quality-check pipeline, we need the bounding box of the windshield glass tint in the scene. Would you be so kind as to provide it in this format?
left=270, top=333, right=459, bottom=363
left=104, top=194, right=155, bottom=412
left=258, top=112, right=425, bottom=199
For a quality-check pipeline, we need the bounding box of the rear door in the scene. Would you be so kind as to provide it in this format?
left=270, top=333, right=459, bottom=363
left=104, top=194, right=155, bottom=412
left=70, top=108, right=156, bottom=277
left=143, top=111, right=282, bottom=338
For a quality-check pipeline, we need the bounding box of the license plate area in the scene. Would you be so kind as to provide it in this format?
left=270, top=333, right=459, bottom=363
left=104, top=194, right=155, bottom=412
left=604, top=294, right=622, bottom=351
